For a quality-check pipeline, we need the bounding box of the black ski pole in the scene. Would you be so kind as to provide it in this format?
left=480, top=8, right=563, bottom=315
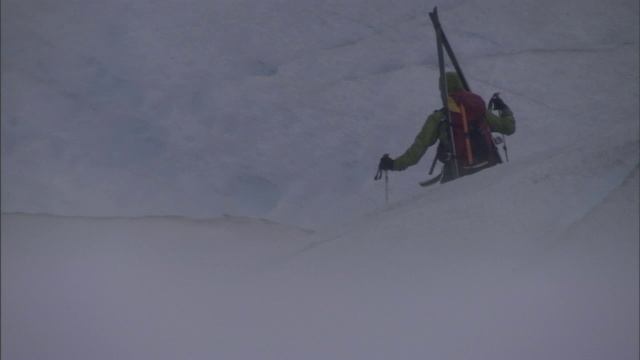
left=374, top=168, right=389, bottom=205
left=385, top=170, right=388, bottom=205
left=489, top=93, right=509, bottom=162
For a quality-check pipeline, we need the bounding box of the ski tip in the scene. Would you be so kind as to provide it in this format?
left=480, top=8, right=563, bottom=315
left=419, top=172, right=443, bottom=187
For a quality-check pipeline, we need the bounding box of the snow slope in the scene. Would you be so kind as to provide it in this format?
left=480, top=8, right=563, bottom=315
left=2, top=164, right=638, bottom=359
left=2, top=0, right=638, bottom=229
left=2, top=0, right=639, bottom=358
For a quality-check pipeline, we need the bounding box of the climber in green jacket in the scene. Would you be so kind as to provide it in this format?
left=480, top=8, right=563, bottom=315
left=378, top=72, right=515, bottom=183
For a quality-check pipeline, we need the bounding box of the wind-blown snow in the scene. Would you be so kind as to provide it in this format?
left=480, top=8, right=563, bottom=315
left=2, top=0, right=639, bottom=358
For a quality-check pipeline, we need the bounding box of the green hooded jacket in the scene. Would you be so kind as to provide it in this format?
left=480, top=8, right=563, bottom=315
left=393, top=72, right=516, bottom=171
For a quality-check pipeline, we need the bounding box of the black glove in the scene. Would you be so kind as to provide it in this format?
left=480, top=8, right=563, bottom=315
left=489, top=93, right=508, bottom=111
left=378, top=154, right=394, bottom=171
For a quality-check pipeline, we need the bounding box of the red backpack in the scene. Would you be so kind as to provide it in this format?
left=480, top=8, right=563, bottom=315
left=442, top=91, right=501, bottom=175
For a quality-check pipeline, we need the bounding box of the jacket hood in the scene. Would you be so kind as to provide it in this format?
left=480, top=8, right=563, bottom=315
left=445, top=72, right=465, bottom=93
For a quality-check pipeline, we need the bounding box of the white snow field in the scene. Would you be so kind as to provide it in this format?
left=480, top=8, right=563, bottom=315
left=2, top=0, right=638, bottom=358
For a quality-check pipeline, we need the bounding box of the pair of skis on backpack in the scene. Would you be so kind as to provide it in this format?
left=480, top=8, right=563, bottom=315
left=420, top=7, right=507, bottom=187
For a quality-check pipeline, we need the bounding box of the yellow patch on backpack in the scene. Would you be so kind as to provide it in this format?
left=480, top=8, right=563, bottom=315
left=447, top=96, right=461, bottom=113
